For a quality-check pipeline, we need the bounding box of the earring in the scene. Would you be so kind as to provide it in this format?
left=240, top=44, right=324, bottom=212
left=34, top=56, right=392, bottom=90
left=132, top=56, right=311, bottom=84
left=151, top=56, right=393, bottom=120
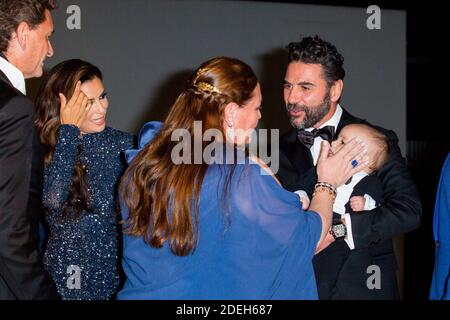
left=226, top=123, right=235, bottom=141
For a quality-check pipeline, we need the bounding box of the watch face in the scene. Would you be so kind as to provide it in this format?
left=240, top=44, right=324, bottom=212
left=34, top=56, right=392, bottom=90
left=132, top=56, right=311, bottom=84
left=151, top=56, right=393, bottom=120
left=332, top=223, right=347, bottom=238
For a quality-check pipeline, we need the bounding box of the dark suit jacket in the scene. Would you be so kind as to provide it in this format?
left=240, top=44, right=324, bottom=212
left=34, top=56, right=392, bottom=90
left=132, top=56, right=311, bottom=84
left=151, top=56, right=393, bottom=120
left=0, top=70, right=59, bottom=299
left=276, top=108, right=422, bottom=299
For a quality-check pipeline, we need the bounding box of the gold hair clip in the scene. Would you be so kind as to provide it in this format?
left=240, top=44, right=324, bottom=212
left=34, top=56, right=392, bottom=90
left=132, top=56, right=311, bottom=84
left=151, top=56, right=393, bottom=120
left=192, top=68, right=221, bottom=94
left=195, top=82, right=221, bottom=94
left=197, top=68, right=209, bottom=76
left=193, top=68, right=208, bottom=83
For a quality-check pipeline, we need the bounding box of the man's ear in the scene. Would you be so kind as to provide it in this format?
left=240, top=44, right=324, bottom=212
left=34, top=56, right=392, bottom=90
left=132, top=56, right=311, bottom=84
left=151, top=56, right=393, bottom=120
left=14, top=21, right=31, bottom=51
left=330, top=80, right=344, bottom=103
left=224, top=102, right=239, bottom=127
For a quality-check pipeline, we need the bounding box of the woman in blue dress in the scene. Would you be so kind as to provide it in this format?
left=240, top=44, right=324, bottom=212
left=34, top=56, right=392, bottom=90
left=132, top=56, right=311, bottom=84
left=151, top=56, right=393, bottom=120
left=118, top=57, right=368, bottom=299
left=430, top=152, right=450, bottom=300
left=34, top=59, right=135, bottom=299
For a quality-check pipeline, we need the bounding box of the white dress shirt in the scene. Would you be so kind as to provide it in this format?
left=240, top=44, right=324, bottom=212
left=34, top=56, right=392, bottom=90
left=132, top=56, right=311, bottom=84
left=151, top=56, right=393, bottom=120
left=0, top=56, right=26, bottom=94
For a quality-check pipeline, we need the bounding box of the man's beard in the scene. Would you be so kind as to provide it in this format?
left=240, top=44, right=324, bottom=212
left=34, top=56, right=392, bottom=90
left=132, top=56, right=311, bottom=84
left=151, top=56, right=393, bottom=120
left=286, top=90, right=331, bottom=129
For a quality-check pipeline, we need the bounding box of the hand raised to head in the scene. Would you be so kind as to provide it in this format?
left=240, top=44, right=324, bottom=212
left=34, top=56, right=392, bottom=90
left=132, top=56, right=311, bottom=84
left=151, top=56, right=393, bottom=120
left=60, top=81, right=91, bottom=127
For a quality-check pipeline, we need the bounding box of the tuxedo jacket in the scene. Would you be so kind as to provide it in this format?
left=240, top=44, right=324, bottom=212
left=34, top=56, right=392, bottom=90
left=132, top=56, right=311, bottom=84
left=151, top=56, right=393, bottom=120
left=0, top=70, right=59, bottom=299
left=276, top=108, right=422, bottom=299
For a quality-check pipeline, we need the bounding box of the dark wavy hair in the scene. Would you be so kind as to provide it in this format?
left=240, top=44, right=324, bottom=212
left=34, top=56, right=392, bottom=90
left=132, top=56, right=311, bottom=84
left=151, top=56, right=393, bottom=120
left=0, top=0, right=57, bottom=53
left=287, top=35, right=345, bottom=87
left=35, top=59, right=102, bottom=216
left=120, top=57, right=258, bottom=256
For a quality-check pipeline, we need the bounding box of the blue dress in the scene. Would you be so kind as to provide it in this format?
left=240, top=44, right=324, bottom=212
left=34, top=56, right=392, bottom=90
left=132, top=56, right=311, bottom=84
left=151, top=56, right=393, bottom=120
left=117, top=122, right=322, bottom=300
left=430, top=153, right=450, bottom=300
left=42, top=124, right=134, bottom=300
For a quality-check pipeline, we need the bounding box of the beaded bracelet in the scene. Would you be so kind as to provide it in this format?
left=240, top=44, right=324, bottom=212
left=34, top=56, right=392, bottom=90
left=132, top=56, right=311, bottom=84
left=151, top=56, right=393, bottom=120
left=313, top=186, right=337, bottom=200
left=315, top=181, right=337, bottom=194
left=313, top=182, right=337, bottom=200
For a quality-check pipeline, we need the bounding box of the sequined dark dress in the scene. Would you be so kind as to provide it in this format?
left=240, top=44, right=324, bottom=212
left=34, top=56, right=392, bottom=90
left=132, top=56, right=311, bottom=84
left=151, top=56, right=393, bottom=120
left=42, top=124, right=134, bottom=300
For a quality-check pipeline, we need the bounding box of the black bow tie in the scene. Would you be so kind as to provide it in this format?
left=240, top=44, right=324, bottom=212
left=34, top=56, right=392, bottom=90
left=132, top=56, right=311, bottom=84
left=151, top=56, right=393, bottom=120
left=297, top=126, right=335, bottom=149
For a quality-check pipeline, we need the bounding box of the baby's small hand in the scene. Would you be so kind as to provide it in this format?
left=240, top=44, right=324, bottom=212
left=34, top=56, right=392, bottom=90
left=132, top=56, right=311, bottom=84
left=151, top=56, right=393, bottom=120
left=300, top=196, right=310, bottom=210
left=350, top=196, right=366, bottom=212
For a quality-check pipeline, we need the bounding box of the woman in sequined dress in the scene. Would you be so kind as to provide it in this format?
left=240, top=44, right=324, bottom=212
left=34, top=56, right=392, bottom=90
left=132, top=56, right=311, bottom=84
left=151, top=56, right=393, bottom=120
left=34, top=59, right=135, bottom=300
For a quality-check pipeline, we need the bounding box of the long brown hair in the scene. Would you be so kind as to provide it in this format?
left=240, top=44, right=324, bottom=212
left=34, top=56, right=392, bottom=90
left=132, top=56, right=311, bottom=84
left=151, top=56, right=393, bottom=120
left=120, top=57, right=258, bottom=256
left=35, top=59, right=102, bottom=216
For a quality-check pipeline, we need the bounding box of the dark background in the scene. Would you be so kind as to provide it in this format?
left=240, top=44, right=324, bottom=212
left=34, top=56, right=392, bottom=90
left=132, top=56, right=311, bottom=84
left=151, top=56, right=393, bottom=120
left=243, top=0, right=448, bottom=301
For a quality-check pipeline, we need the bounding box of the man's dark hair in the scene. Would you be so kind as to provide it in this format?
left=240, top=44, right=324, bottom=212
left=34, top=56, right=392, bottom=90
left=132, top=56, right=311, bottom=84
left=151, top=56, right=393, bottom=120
left=0, top=0, right=57, bottom=53
left=287, top=35, right=345, bottom=86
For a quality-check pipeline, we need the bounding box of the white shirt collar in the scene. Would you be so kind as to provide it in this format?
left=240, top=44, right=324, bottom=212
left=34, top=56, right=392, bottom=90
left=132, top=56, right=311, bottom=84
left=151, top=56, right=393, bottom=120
left=306, top=104, right=343, bottom=132
left=0, top=56, right=26, bottom=95
left=320, top=104, right=343, bottom=130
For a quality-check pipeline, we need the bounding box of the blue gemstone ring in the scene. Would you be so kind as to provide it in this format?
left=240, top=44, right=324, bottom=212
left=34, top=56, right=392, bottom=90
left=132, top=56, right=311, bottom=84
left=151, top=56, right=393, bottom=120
left=351, top=159, right=358, bottom=168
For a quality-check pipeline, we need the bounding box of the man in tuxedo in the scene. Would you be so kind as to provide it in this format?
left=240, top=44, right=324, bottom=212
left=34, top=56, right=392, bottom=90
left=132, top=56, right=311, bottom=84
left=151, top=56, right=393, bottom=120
left=0, top=0, right=59, bottom=299
left=276, top=35, right=422, bottom=299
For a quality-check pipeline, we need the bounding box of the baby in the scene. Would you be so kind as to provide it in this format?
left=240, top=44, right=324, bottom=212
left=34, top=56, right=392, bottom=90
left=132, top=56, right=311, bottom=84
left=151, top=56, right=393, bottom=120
left=297, top=123, right=389, bottom=248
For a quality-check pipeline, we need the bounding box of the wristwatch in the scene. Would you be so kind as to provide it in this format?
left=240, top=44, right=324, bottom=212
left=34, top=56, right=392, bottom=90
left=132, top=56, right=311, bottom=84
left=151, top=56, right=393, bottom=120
left=330, top=222, right=347, bottom=240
